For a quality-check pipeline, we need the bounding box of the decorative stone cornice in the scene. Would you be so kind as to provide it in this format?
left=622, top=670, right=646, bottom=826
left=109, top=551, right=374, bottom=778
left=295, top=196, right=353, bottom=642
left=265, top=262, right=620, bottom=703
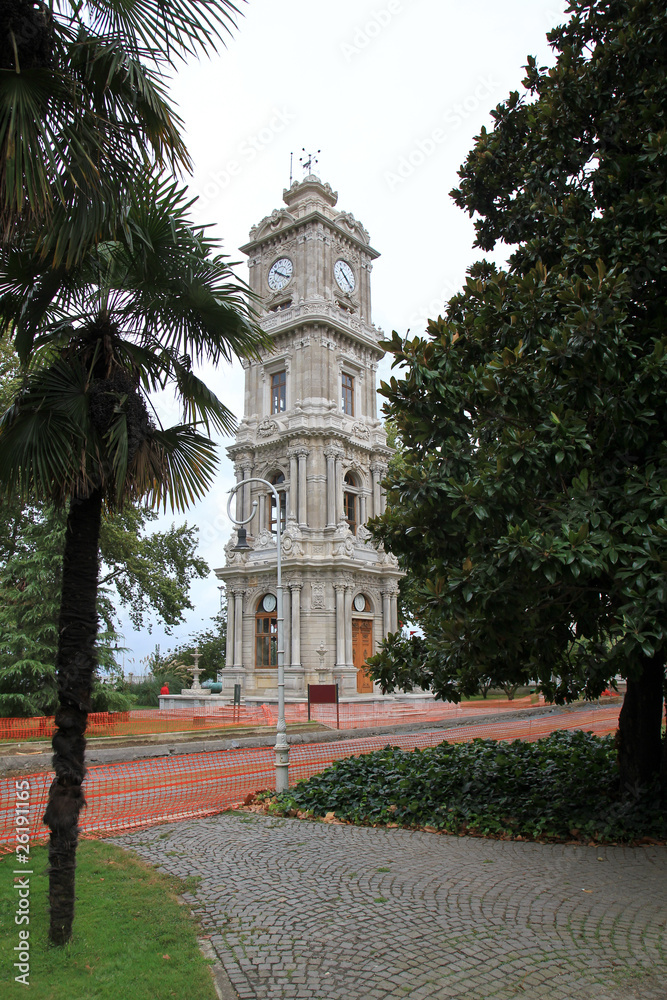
left=259, top=299, right=383, bottom=351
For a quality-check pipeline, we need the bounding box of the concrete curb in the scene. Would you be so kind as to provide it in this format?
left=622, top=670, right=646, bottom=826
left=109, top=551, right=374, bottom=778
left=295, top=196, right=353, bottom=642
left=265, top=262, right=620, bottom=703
left=198, top=935, right=239, bottom=1000
left=0, top=700, right=621, bottom=776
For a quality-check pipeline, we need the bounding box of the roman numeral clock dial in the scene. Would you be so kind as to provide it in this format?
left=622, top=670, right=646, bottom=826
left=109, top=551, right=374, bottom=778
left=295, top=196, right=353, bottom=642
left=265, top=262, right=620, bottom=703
left=334, top=259, right=355, bottom=293
left=268, top=257, right=293, bottom=291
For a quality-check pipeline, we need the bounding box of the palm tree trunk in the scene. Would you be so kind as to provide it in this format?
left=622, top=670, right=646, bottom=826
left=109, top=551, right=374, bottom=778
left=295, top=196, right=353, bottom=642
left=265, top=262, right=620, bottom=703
left=43, top=488, right=102, bottom=945
left=617, top=652, right=665, bottom=795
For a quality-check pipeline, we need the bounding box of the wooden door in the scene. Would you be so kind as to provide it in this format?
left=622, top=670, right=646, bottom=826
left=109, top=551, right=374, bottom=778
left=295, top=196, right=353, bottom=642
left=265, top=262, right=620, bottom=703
left=353, top=619, right=374, bottom=693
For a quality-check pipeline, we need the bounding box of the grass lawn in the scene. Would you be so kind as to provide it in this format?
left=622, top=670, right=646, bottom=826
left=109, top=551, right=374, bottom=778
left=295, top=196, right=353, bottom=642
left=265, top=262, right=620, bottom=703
left=0, top=841, right=216, bottom=1000
left=459, top=687, right=534, bottom=702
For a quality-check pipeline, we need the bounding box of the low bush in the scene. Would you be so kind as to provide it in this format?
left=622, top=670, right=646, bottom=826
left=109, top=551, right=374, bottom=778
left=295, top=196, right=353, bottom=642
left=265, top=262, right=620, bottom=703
left=268, top=731, right=666, bottom=844
left=126, top=671, right=185, bottom=707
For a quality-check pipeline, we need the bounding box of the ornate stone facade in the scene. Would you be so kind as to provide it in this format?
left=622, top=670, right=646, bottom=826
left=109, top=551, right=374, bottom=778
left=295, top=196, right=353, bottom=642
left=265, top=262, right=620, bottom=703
left=215, top=176, right=402, bottom=700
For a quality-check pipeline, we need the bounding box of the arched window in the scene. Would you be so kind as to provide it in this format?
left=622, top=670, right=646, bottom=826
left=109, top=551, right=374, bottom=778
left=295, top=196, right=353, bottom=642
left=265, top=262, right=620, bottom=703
left=255, top=596, right=278, bottom=668
left=269, top=472, right=286, bottom=534
left=271, top=370, right=286, bottom=412
left=341, top=372, right=354, bottom=415
left=344, top=472, right=359, bottom=535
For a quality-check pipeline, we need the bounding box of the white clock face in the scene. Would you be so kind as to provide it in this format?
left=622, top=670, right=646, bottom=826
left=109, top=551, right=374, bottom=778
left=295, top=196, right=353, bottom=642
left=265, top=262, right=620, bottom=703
left=334, top=259, right=355, bottom=293
left=262, top=594, right=277, bottom=613
left=268, top=258, right=293, bottom=291
left=353, top=594, right=367, bottom=612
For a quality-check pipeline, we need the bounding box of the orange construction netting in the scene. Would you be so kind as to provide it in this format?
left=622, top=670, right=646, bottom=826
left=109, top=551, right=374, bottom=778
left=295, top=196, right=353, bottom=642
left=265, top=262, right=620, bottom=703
left=0, top=706, right=620, bottom=851
left=0, top=705, right=272, bottom=742
left=0, top=695, right=563, bottom=743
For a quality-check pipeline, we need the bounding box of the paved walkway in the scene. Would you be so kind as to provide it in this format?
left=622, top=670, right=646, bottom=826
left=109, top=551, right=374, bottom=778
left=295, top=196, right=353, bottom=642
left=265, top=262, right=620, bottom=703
left=111, top=812, right=667, bottom=1000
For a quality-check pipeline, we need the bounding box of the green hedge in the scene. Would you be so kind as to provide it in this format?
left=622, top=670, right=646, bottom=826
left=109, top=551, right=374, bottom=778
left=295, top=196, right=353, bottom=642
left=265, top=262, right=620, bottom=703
left=272, top=731, right=666, bottom=843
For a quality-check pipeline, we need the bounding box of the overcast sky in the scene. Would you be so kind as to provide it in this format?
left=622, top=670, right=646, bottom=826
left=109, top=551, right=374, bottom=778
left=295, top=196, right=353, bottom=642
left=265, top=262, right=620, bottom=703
left=118, top=0, right=569, bottom=673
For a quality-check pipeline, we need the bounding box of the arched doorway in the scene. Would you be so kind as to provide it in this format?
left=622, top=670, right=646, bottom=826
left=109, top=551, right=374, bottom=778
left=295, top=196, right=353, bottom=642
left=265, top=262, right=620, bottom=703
left=352, top=594, right=373, bottom=693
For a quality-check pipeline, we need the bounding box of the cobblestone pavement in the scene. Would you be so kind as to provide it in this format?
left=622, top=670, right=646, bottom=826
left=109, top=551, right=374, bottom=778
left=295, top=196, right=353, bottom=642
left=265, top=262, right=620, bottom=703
left=111, top=814, right=667, bottom=1000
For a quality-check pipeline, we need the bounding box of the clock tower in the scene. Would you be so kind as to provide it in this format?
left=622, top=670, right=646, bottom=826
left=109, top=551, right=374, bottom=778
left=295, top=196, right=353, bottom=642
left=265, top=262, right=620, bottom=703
left=215, top=175, right=402, bottom=700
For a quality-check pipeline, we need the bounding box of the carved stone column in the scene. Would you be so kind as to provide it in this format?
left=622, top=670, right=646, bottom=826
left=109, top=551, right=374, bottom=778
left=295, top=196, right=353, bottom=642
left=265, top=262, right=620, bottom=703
left=290, top=582, right=302, bottom=668
left=378, top=464, right=388, bottom=515
left=371, top=464, right=382, bottom=519
left=233, top=588, right=244, bottom=667
left=390, top=590, right=399, bottom=632
left=242, top=462, right=253, bottom=521
left=289, top=449, right=299, bottom=520
left=325, top=447, right=337, bottom=527
left=359, top=492, right=367, bottom=527
left=225, top=590, right=235, bottom=667
left=258, top=493, right=266, bottom=534
left=344, top=585, right=353, bottom=667
left=334, top=583, right=346, bottom=666
left=335, top=454, right=344, bottom=523
left=283, top=585, right=291, bottom=668
left=382, top=589, right=392, bottom=639
left=297, top=448, right=309, bottom=527
left=234, top=465, right=244, bottom=522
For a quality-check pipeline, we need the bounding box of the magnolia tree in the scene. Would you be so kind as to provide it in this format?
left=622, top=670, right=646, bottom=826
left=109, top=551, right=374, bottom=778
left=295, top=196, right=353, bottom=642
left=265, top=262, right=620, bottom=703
left=369, top=0, right=667, bottom=795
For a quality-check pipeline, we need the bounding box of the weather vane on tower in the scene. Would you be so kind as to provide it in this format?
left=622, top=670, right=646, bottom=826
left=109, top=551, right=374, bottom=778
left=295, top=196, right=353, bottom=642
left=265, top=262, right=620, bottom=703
left=290, top=149, right=321, bottom=185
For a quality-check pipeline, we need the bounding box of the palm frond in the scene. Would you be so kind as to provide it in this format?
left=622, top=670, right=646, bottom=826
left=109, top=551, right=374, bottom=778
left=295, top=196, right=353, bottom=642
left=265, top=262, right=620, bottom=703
left=0, top=21, right=194, bottom=260
left=0, top=357, right=95, bottom=501
left=60, top=1, right=243, bottom=63
left=170, top=359, right=238, bottom=435
left=1, top=168, right=267, bottom=516
left=105, top=407, right=130, bottom=504
left=115, top=175, right=267, bottom=363
left=134, top=425, right=219, bottom=512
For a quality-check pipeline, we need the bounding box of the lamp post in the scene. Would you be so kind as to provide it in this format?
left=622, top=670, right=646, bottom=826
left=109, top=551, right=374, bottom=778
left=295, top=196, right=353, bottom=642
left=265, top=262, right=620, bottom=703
left=227, top=478, right=289, bottom=792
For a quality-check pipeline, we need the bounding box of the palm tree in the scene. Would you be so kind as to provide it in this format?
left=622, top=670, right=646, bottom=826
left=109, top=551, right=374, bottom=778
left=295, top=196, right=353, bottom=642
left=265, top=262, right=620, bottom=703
left=0, top=0, right=241, bottom=263
left=0, top=174, right=267, bottom=944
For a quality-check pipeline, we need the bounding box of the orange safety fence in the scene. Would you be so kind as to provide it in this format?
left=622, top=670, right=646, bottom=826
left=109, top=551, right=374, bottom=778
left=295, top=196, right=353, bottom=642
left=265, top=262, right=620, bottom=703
left=0, top=695, right=561, bottom=743
left=0, top=705, right=620, bottom=852
left=288, top=695, right=547, bottom=729
left=0, top=705, right=275, bottom=742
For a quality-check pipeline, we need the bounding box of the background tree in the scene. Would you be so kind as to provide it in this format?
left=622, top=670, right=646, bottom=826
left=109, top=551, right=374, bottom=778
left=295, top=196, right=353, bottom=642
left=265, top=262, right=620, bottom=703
left=169, top=609, right=227, bottom=682
left=0, top=500, right=63, bottom=716
left=127, top=610, right=227, bottom=704
left=0, top=176, right=265, bottom=944
left=0, top=501, right=211, bottom=715
left=369, top=0, right=667, bottom=795
left=97, top=507, right=209, bottom=634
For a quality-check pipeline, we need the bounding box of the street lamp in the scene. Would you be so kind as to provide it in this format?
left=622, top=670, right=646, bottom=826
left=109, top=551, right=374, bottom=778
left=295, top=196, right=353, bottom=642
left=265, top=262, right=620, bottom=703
left=227, top=477, right=289, bottom=792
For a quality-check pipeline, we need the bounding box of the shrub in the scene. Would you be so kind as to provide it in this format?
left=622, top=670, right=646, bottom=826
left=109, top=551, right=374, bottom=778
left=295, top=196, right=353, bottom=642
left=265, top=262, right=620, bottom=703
left=274, top=731, right=666, bottom=843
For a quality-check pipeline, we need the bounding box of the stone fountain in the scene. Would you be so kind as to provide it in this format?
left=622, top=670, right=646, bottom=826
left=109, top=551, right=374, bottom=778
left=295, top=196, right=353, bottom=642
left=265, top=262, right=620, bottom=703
left=181, top=647, right=210, bottom=696
left=159, top=647, right=226, bottom=710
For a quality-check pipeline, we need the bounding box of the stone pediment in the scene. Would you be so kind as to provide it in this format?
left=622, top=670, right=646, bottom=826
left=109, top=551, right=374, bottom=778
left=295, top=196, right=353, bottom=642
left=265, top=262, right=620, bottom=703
left=249, top=208, right=296, bottom=242
left=333, top=211, right=370, bottom=245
